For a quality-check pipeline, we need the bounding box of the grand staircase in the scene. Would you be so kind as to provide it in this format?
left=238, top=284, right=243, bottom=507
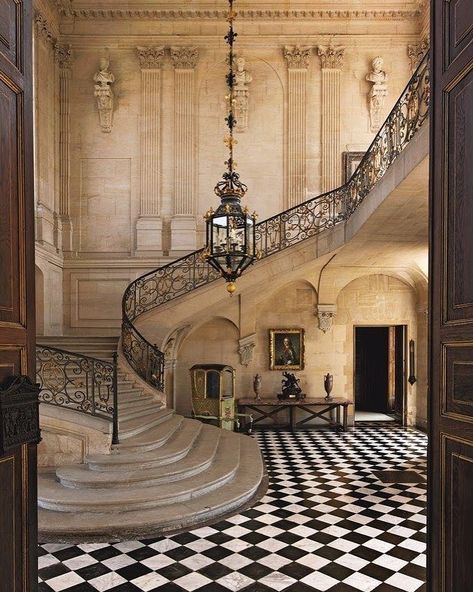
left=37, top=337, right=264, bottom=543
left=36, top=55, right=429, bottom=542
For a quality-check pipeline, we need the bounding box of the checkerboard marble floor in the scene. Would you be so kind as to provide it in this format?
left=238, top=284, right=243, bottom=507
left=38, top=423, right=427, bottom=592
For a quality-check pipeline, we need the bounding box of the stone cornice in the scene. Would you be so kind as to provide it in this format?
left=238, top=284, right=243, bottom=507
left=59, top=8, right=421, bottom=21
left=136, top=46, right=166, bottom=69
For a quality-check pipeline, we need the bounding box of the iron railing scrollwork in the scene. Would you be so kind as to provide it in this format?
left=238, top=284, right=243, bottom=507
left=36, top=345, right=119, bottom=444
left=122, top=53, right=430, bottom=393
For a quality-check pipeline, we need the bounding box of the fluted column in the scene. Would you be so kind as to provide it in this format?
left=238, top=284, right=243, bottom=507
left=317, top=44, right=345, bottom=193
left=170, top=47, right=199, bottom=253
left=135, top=47, right=165, bottom=253
left=55, top=43, right=73, bottom=252
left=284, top=46, right=311, bottom=209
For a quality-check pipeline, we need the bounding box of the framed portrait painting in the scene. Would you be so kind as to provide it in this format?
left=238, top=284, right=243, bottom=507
left=269, top=329, right=305, bottom=371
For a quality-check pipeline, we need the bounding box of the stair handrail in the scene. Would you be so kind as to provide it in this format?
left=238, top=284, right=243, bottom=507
left=122, top=53, right=430, bottom=393
left=36, top=344, right=119, bottom=444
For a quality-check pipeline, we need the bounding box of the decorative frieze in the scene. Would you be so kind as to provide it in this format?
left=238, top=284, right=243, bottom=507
left=318, top=44, right=346, bottom=192
left=93, top=56, right=115, bottom=133
left=136, top=46, right=165, bottom=69
left=234, top=56, right=252, bottom=133
left=170, top=46, right=199, bottom=70
left=316, top=304, right=337, bottom=333
left=366, top=56, right=388, bottom=132
left=61, top=9, right=421, bottom=21
left=34, top=11, right=55, bottom=45
left=407, top=38, right=429, bottom=73
left=317, top=44, right=345, bottom=69
left=238, top=334, right=257, bottom=367
left=284, top=46, right=311, bottom=208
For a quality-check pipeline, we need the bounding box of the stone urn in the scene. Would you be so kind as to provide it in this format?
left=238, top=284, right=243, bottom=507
left=324, top=373, right=333, bottom=401
left=253, top=374, right=262, bottom=401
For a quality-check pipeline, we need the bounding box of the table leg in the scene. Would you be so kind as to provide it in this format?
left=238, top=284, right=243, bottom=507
left=336, top=405, right=340, bottom=426
left=290, top=406, right=295, bottom=431
left=343, top=405, right=348, bottom=431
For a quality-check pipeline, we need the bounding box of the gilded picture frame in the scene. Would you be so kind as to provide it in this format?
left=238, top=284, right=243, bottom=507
left=269, top=328, right=305, bottom=371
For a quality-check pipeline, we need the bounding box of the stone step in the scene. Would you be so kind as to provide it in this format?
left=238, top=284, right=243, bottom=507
left=87, top=418, right=201, bottom=470
left=38, top=431, right=239, bottom=513
left=55, top=424, right=220, bottom=489
left=117, top=390, right=150, bottom=401
left=114, top=414, right=184, bottom=453
left=118, top=408, right=175, bottom=440
left=38, top=434, right=263, bottom=541
left=118, top=396, right=157, bottom=410
left=118, top=402, right=164, bottom=422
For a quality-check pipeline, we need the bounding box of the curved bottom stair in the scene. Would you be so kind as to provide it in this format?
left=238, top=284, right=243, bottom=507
left=38, top=414, right=265, bottom=543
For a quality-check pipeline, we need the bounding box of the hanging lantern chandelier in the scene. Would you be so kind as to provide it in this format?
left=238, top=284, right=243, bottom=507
left=203, top=0, right=258, bottom=295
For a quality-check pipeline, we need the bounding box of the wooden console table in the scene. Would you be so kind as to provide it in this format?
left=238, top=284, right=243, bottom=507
left=237, top=397, right=351, bottom=431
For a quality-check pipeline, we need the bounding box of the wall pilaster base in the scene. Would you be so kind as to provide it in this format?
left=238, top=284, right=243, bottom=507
left=170, top=215, right=197, bottom=253
left=135, top=216, right=163, bottom=253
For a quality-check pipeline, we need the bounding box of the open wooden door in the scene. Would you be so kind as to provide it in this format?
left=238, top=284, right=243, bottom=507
left=429, top=1, right=473, bottom=590
left=0, top=1, right=40, bottom=591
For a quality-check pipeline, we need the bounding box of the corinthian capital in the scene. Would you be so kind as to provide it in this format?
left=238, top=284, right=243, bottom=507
left=136, top=46, right=165, bottom=69
left=55, top=43, right=73, bottom=68
left=170, top=47, right=199, bottom=69
left=317, top=44, right=346, bottom=69
left=284, top=46, right=311, bottom=69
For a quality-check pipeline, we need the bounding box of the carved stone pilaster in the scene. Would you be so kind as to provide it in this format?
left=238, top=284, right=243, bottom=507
left=238, top=334, right=257, bottom=367
left=170, top=46, right=199, bottom=70
left=234, top=56, right=252, bottom=133
left=407, top=38, right=429, bottom=73
left=171, top=47, right=199, bottom=251
left=317, top=44, right=346, bottom=192
left=284, top=46, right=311, bottom=208
left=135, top=47, right=166, bottom=252
left=55, top=44, right=74, bottom=251
left=316, top=304, right=337, bottom=333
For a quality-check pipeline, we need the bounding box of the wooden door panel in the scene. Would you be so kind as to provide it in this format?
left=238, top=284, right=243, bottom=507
left=445, top=0, right=473, bottom=65
left=431, top=1, right=473, bottom=590
left=0, top=0, right=21, bottom=70
left=0, top=77, right=21, bottom=327
left=443, top=436, right=473, bottom=590
left=446, top=65, right=473, bottom=322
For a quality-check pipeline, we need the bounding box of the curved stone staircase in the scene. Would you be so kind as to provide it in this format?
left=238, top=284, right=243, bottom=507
left=37, top=337, right=265, bottom=543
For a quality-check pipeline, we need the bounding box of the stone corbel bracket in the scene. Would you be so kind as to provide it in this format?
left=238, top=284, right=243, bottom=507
left=238, top=334, right=257, bottom=367
left=316, top=304, right=337, bottom=333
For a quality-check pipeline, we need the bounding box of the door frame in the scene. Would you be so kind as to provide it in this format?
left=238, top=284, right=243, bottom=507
left=353, top=324, right=408, bottom=426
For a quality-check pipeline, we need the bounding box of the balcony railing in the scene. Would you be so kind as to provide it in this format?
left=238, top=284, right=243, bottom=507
left=36, top=344, right=119, bottom=444
left=122, top=53, right=430, bottom=394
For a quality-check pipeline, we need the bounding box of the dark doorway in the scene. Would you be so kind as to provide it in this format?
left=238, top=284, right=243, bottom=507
left=355, top=326, right=406, bottom=421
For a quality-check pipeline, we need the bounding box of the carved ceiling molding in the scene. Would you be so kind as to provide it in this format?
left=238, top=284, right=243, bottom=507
left=58, top=8, right=421, bottom=21
left=34, top=11, right=56, bottom=45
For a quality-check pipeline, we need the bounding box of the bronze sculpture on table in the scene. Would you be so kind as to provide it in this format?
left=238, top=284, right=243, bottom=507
left=278, top=372, right=305, bottom=400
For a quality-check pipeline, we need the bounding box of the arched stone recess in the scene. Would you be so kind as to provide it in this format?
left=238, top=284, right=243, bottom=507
left=173, top=317, right=240, bottom=416
left=334, top=272, right=426, bottom=427
left=197, top=52, right=285, bottom=230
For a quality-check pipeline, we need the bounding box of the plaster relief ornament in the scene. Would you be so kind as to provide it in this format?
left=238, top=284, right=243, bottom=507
left=94, top=56, right=115, bottom=133
left=234, top=56, right=252, bottom=132
left=366, top=56, right=388, bottom=133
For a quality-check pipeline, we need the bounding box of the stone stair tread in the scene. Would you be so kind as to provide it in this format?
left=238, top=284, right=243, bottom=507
left=116, top=414, right=184, bottom=451
left=87, top=417, right=201, bottom=468
left=119, top=397, right=157, bottom=410
left=38, top=435, right=263, bottom=540
left=38, top=431, right=239, bottom=511
left=118, top=408, right=175, bottom=440
left=118, top=403, right=162, bottom=421
left=55, top=424, right=221, bottom=489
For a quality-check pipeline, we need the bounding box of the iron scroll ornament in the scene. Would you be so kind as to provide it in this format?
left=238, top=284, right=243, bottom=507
left=121, top=53, right=430, bottom=393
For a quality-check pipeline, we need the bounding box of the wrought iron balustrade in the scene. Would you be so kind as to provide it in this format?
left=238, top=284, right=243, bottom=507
left=122, top=53, right=430, bottom=393
left=36, top=344, right=119, bottom=444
